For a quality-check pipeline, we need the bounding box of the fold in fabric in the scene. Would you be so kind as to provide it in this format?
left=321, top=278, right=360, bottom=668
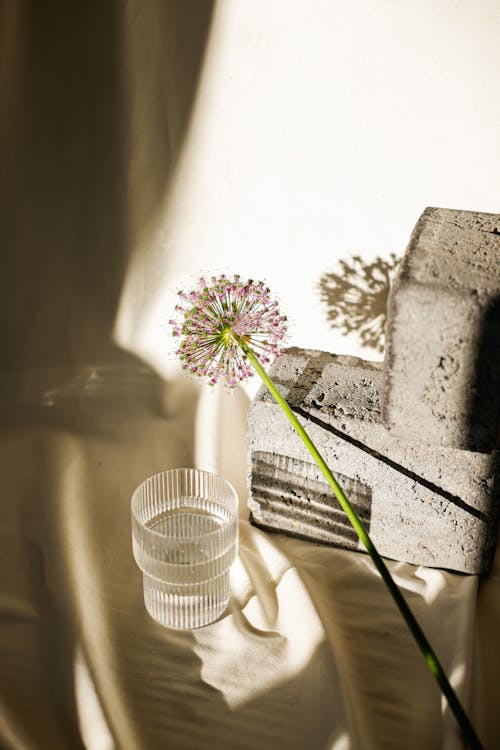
left=1, top=371, right=495, bottom=749
left=1, top=2, right=499, bottom=748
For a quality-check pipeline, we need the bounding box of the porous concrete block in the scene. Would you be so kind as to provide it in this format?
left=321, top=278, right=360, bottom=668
left=248, top=347, right=499, bottom=574
left=383, top=207, right=500, bottom=453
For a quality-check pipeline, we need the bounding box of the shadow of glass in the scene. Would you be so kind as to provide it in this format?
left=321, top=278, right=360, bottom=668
left=318, top=254, right=400, bottom=354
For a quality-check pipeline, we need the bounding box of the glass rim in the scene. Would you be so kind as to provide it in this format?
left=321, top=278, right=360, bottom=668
left=131, top=467, right=239, bottom=543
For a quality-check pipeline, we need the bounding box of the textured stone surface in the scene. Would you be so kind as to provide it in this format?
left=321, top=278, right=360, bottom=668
left=248, top=347, right=499, bottom=574
left=383, top=206, right=500, bottom=452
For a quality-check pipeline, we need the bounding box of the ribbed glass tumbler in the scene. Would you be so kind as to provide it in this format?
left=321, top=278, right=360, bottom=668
left=131, top=468, right=239, bottom=629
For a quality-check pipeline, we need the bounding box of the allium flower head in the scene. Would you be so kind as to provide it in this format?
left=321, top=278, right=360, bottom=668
left=170, top=274, right=287, bottom=387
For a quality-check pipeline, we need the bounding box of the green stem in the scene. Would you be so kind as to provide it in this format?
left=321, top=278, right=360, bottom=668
left=238, top=338, right=483, bottom=750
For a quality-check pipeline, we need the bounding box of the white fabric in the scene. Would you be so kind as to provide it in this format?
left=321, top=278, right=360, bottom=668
left=1, top=376, right=499, bottom=749
left=1, top=2, right=500, bottom=748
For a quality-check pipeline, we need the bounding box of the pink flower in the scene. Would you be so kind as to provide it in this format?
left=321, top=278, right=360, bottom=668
left=170, top=274, right=287, bottom=387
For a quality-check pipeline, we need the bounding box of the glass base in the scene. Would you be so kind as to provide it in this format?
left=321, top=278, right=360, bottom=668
left=143, top=571, right=230, bottom=629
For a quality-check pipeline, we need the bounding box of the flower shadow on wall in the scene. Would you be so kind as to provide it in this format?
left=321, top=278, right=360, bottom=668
left=318, top=254, right=400, bottom=354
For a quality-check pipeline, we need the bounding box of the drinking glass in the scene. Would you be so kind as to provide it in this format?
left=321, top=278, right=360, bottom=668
left=131, top=468, right=239, bottom=629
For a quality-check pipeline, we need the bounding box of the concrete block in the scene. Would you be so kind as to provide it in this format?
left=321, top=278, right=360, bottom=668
left=248, top=348, right=499, bottom=574
left=383, top=206, right=500, bottom=453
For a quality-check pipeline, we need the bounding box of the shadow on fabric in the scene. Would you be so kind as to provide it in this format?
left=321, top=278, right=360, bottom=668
left=0, top=2, right=214, bottom=747
left=0, top=0, right=214, bottom=372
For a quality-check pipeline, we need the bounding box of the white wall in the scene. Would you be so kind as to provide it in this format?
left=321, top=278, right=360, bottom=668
left=116, top=0, right=500, bottom=393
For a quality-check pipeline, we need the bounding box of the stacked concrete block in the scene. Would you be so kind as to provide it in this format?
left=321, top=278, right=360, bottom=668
left=248, top=208, right=500, bottom=572
left=248, top=348, right=498, bottom=574
left=383, top=207, right=500, bottom=453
